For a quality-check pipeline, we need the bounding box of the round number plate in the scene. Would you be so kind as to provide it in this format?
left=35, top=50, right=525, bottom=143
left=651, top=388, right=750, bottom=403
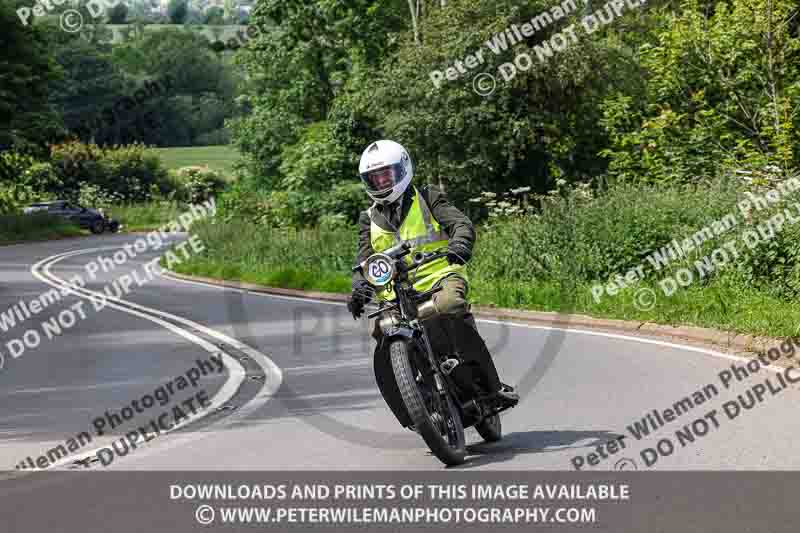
left=364, top=253, right=395, bottom=287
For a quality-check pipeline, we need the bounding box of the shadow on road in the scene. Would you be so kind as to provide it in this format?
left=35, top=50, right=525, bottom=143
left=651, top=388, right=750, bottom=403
left=453, top=429, right=621, bottom=469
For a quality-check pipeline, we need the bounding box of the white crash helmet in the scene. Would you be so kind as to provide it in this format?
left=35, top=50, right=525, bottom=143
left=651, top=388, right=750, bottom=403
left=358, top=140, right=413, bottom=205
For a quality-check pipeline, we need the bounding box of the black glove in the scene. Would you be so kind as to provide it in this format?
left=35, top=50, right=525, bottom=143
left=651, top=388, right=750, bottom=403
left=347, top=287, right=370, bottom=320
left=447, top=242, right=471, bottom=265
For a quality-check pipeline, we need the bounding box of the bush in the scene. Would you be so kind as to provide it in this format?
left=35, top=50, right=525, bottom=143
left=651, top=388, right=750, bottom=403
left=175, top=166, right=227, bottom=203
left=21, top=162, right=62, bottom=193
left=49, top=141, right=171, bottom=202
left=277, top=122, right=352, bottom=193
left=0, top=183, right=39, bottom=214
left=0, top=151, right=36, bottom=184
left=77, top=182, right=124, bottom=209
left=319, top=181, right=369, bottom=224
left=260, top=190, right=322, bottom=228
left=470, top=178, right=742, bottom=285
left=216, top=182, right=270, bottom=223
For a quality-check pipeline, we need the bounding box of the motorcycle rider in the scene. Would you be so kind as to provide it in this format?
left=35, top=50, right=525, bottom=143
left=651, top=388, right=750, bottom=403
left=347, top=140, right=519, bottom=428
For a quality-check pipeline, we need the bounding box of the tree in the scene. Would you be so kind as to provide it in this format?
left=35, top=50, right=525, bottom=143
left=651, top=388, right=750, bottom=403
left=601, top=0, right=800, bottom=182
left=186, top=7, right=205, bottom=24
left=232, top=0, right=408, bottom=177
left=47, top=31, right=129, bottom=144
left=108, top=28, right=238, bottom=146
left=107, top=3, right=128, bottom=24
left=224, top=0, right=236, bottom=24
left=167, top=0, right=188, bottom=24
left=0, top=1, right=63, bottom=153
left=204, top=6, right=225, bottom=25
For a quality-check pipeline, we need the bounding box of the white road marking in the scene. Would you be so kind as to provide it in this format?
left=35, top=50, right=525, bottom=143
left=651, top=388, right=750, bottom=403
left=27, top=247, right=283, bottom=469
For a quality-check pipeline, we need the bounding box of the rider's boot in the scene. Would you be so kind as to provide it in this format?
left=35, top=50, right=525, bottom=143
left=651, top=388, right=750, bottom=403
left=486, top=383, right=520, bottom=408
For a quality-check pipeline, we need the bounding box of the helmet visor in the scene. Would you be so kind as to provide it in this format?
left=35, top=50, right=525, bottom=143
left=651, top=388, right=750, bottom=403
left=360, top=163, right=405, bottom=196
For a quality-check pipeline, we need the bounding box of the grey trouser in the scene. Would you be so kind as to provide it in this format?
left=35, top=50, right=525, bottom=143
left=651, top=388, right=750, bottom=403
left=372, top=275, right=502, bottom=427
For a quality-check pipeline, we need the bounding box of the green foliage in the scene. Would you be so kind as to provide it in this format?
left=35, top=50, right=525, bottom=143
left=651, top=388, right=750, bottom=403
left=22, top=162, right=63, bottom=193
left=49, top=142, right=171, bottom=202
left=470, top=178, right=742, bottom=286
left=319, top=181, right=370, bottom=225
left=47, top=26, right=240, bottom=148
left=215, top=181, right=271, bottom=223
left=601, top=0, right=800, bottom=182
left=110, top=200, right=184, bottom=232
left=0, top=183, right=39, bottom=214
left=174, top=216, right=357, bottom=287
left=0, top=2, right=63, bottom=153
left=77, top=182, right=126, bottom=208
left=231, top=0, right=406, bottom=180
left=175, top=166, right=227, bottom=203
left=174, top=176, right=800, bottom=336
left=205, top=7, right=225, bottom=25
left=48, top=33, right=129, bottom=144
left=108, top=3, right=128, bottom=24
left=278, top=122, right=351, bottom=192
left=168, top=0, right=189, bottom=24
left=0, top=151, right=37, bottom=184
left=0, top=152, right=60, bottom=199
left=0, top=213, right=83, bottom=244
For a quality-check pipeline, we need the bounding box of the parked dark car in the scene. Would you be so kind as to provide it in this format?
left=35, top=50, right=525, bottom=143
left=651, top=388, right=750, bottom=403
left=23, top=200, right=120, bottom=235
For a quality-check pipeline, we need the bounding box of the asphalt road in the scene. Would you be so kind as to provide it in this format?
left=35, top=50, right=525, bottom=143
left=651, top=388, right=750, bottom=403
left=1, top=233, right=799, bottom=472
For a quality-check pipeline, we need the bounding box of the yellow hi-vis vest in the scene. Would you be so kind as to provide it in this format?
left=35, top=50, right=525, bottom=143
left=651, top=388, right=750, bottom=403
left=369, top=187, right=466, bottom=301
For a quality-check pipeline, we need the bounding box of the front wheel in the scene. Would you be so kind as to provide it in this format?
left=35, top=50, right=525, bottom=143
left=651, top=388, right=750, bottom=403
left=90, top=220, right=105, bottom=234
left=390, top=340, right=466, bottom=466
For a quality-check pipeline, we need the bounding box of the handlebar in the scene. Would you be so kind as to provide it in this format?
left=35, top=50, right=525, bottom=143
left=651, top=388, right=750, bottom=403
left=352, top=243, right=446, bottom=274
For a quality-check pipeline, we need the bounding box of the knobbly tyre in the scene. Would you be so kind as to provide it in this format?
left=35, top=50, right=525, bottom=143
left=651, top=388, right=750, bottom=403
left=353, top=241, right=518, bottom=466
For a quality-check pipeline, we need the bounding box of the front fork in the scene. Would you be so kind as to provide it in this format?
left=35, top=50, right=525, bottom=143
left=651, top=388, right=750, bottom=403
left=418, top=322, right=447, bottom=393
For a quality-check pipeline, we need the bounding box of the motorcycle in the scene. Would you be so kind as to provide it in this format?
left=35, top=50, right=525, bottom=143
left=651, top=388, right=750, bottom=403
left=353, top=241, right=515, bottom=466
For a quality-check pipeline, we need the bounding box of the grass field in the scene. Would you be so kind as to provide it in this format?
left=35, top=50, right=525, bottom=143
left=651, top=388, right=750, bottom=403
left=149, top=146, right=240, bottom=179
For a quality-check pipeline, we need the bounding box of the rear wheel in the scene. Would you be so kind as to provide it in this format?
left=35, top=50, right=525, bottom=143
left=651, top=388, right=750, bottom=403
left=475, top=413, right=502, bottom=442
left=390, top=340, right=466, bottom=466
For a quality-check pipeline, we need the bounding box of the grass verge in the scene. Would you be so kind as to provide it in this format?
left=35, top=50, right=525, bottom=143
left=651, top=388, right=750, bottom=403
left=0, top=214, right=84, bottom=245
left=172, top=219, right=800, bottom=339
left=173, top=175, right=800, bottom=339
left=110, top=202, right=184, bottom=232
